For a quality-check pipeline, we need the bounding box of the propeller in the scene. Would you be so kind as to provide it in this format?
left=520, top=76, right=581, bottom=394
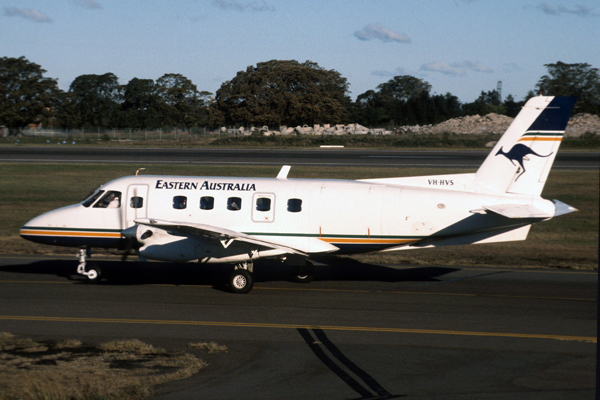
left=120, top=186, right=140, bottom=262
left=120, top=225, right=140, bottom=262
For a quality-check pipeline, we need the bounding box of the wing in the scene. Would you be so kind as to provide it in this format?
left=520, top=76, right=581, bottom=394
left=134, top=218, right=338, bottom=256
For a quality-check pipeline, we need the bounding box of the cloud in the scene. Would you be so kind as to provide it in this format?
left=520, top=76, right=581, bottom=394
left=420, top=60, right=494, bottom=76
left=354, top=23, right=411, bottom=43
left=534, top=3, right=598, bottom=17
left=371, top=67, right=413, bottom=78
left=502, top=62, right=522, bottom=73
left=420, top=61, right=466, bottom=77
left=74, top=0, right=102, bottom=9
left=3, top=7, right=52, bottom=22
left=212, top=0, right=275, bottom=12
left=461, top=61, right=494, bottom=73
left=537, top=3, right=558, bottom=14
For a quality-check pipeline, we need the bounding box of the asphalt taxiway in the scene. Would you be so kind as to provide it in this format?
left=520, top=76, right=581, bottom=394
left=1, top=146, right=599, bottom=169
left=0, top=256, right=596, bottom=399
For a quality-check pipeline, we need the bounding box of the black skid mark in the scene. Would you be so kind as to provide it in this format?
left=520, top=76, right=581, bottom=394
left=298, top=328, right=403, bottom=399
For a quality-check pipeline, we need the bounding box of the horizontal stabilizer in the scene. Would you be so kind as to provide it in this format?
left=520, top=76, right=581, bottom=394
left=383, top=225, right=532, bottom=251
left=482, top=204, right=553, bottom=219
left=552, top=199, right=578, bottom=217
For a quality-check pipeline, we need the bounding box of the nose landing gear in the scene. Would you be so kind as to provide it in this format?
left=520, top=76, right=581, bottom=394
left=76, top=247, right=102, bottom=283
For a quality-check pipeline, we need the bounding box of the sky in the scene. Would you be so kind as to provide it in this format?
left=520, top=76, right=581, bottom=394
left=2, top=0, right=599, bottom=103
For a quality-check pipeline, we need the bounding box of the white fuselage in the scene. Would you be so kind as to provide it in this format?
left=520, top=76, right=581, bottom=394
left=20, top=173, right=550, bottom=261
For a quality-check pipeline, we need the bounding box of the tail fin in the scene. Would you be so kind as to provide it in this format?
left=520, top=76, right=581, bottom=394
left=475, top=96, right=577, bottom=195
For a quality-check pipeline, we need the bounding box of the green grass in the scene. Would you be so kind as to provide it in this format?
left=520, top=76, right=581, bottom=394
left=0, top=163, right=597, bottom=269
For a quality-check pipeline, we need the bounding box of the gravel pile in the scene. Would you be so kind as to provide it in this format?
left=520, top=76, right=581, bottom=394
left=397, top=112, right=599, bottom=137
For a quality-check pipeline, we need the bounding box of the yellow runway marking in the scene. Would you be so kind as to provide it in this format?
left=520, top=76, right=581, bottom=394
left=0, top=315, right=595, bottom=343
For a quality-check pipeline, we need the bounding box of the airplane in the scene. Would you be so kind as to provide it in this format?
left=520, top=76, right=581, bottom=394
left=20, top=95, right=578, bottom=294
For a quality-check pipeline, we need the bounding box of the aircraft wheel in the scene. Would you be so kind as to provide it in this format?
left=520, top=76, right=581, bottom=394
left=85, top=265, right=102, bottom=283
left=292, top=261, right=314, bottom=283
left=229, top=269, right=253, bottom=294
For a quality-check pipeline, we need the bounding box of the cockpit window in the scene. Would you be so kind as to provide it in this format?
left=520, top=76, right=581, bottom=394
left=82, top=190, right=105, bottom=208
left=93, top=191, right=122, bottom=209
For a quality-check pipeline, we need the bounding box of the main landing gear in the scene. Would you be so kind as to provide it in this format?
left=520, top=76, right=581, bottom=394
left=76, top=247, right=102, bottom=283
left=228, top=259, right=315, bottom=294
left=229, top=261, right=254, bottom=294
left=292, top=260, right=315, bottom=283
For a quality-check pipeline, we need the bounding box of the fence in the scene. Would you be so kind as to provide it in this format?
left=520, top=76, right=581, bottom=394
left=8, top=124, right=397, bottom=140
left=13, top=127, right=221, bottom=141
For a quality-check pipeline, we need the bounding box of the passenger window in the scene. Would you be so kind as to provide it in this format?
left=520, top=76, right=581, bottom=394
left=82, top=190, right=104, bottom=208
left=200, top=196, right=214, bottom=210
left=130, top=196, right=144, bottom=209
left=287, top=198, right=302, bottom=212
left=227, top=197, right=242, bottom=211
left=93, top=191, right=122, bottom=209
left=256, top=197, right=271, bottom=212
left=173, top=196, right=187, bottom=209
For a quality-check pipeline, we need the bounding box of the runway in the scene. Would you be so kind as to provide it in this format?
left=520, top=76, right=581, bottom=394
left=0, top=256, right=596, bottom=399
left=1, top=146, right=599, bottom=169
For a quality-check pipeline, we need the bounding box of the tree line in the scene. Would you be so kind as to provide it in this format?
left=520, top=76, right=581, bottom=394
left=1, top=56, right=599, bottom=132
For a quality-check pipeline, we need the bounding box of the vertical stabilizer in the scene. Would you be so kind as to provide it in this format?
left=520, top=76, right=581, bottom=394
left=474, top=96, right=576, bottom=195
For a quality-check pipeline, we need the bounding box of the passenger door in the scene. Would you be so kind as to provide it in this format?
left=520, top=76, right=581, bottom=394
left=125, top=185, right=149, bottom=228
left=252, top=193, right=275, bottom=223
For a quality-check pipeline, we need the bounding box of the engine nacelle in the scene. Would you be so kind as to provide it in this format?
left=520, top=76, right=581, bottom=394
left=135, top=225, right=203, bottom=262
left=131, top=223, right=286, bottom=264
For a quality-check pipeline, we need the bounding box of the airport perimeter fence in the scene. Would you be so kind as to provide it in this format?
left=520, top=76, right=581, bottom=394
left=11, top=127, right=227, bottom=142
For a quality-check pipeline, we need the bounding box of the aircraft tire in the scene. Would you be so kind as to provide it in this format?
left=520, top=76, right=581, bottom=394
left=85, top=265, right=102, bottom=283
left=292, top=261, right=314, bottom=283
left=229, top=269, right=253, bottom=294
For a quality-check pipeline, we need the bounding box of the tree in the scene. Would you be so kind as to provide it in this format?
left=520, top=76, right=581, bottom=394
left=351, top=89, right=388, bottom=127
left=376, top=75, right=432, bottom=102
left=156, top=73, right=209, bottom=128
left=535, top=62, right=600, bottom=115
left=0, top=56, right=63, bottom=131
left=67, top=73, right=123, bottom=128
left=213, top=60, right=351, bottom=127
left=121, top=78, right=163, bottom=129
left=352, top=76, right=460, bottom=127
left=462, top=90, right=506, bottom=116
left=502, top=94, right=524, bottom=118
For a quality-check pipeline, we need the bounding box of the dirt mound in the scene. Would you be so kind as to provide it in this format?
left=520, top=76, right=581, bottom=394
left=398, top=112, right=600, bottom=136
left=565, top=113, right=600, bottom=137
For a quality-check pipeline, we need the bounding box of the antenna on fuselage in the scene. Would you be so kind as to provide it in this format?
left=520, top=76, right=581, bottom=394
left=135, top=168, right=146, bottom=176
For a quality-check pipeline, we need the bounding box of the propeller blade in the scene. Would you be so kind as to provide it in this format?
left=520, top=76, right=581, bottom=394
left=120, top=225, right=139, bottom=262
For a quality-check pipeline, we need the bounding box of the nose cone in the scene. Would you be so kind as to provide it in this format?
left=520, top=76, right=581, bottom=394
left=20, top=204, right=124, bottom=248
left=20, top=205, right=79, bottom=245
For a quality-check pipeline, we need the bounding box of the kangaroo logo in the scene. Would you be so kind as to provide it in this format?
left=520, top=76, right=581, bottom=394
left=496, top=144, right=553, bottom=181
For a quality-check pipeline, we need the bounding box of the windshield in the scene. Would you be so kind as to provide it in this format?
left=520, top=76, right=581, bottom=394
left=93, top=191, right=122, bottom=209
left=82, top=190, right=104, bottom=208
